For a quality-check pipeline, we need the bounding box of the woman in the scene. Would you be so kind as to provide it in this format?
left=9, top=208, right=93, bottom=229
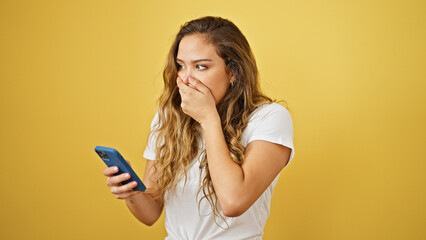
left=103, top=16, right=295, bottom=239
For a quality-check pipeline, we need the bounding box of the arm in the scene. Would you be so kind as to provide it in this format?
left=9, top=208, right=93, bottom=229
left=202, top=117, right=291, bottom=217
left=104, top=159, right=163, bottom=226
left=177, top=77, right=291, bottom=217
left=124, top=160, right=163, bottom=225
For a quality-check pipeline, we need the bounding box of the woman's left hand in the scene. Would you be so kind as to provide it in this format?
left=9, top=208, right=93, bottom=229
left=176, top=76, right=219, bottom=126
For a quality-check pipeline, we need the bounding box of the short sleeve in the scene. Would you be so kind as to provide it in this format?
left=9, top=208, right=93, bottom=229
left=143, top=112, right=160, bottom=160
left=245, top=103, right=295, bottom=166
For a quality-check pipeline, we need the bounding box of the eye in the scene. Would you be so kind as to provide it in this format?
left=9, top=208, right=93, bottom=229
left=177, top=64, right=185, bottom=70
left=196, top=65, right=207, bottom=70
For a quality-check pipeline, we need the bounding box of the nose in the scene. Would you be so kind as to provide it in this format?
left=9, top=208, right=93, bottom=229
left=178, top=68, right=192, bottom=84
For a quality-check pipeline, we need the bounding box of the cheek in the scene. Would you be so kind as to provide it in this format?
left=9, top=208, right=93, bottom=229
left=199, top=74, right=230, bottom=101
left=201, top=68, right=228, bottom=85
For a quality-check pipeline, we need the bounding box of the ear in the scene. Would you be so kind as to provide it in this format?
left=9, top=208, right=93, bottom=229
left=226, top=58, right=236, bottom=82
left=230, top=75, right=235, bottom=84
left=227, top=69, right=235, bottom=83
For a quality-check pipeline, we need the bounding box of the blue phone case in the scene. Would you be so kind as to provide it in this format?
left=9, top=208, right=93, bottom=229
left=95, top=146, right=146, bottom=192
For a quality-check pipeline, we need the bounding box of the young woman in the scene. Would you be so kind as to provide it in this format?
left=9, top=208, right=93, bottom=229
left=103, top=16, right=295, bottom=239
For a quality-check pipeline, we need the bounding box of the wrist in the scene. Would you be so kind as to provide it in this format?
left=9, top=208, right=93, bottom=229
left=124, top=191, right=142, bottom=202
left=200, top=112, right=221, bottom=130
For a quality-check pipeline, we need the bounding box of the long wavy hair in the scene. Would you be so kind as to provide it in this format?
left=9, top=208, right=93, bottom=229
left=150, top=16, right=273, bottom=220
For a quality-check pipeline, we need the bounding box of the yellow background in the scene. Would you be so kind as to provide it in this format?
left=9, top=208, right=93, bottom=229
left=1, top=0, right=425, bottom=239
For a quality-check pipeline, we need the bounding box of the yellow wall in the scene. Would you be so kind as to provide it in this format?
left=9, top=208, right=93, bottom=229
left=1, top=0, right=425, bottom=239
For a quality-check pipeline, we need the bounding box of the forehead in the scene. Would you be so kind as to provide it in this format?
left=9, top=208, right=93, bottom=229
left=177, top=34, right=221, bottom=61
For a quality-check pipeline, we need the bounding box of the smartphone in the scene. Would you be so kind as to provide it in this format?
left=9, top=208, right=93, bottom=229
left=95, top=146, right=146, bottom=192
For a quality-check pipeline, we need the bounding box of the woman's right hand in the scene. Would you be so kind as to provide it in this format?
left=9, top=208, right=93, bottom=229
left=103, top=166, right=139, bottom=199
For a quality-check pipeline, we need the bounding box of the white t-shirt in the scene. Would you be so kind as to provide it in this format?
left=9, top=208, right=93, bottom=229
left=143, top=102, right=295, bottom=240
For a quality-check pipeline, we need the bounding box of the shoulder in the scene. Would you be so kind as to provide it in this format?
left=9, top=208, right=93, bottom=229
left=241, top=102, right=293, bottom=146
left=242, top=102, right=295, bottom=164
left=148, top=110, right=162, bottom=130
left=249, top=102, right=292, bottom=125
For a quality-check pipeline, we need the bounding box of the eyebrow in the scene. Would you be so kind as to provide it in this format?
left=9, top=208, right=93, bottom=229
left=176, top=58, right=213, bottom=63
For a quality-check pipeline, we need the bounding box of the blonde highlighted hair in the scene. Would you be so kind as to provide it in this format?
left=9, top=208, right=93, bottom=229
left=150, top=16, right=274, bottom=221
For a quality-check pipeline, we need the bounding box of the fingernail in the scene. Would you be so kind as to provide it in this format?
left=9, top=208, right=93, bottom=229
left=188, top=77, right=194, bottom=82
left=132, top=181, right=137, bottom=186
left=114, top=167, right=118, bottom=172
left=126, top=173, right=130, bottom=178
